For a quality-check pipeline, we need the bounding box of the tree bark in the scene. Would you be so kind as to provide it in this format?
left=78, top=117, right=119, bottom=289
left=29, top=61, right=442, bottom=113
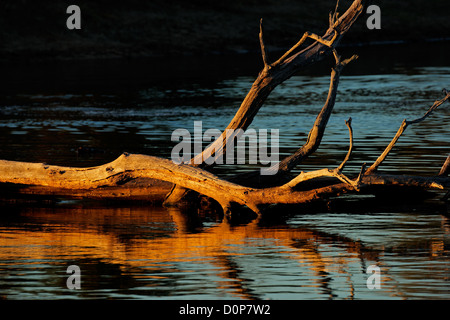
left=1, top=151, right=448, bottom=215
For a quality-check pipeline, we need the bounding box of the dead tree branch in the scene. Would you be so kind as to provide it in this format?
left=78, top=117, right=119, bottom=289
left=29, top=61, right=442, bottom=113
left=0, top=0, right=448, bottom=218
left=259, top=18, right=270, bottom=71
left=273, top=53, right=358, bottom=175
left=165, top=0, right=367, bottom=203
left=365, top=91, right=450, bottom=175
left=439, top=155, right=450, bottom=176
left=0, top=151, right=447, bottom=217
left=337, top=117, right=354, bottom=172
left=189, top=0, right=367, bottom=168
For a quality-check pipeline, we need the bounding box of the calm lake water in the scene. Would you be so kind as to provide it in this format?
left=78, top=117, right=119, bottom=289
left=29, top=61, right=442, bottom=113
left=0, top=42, right=449, bottom=300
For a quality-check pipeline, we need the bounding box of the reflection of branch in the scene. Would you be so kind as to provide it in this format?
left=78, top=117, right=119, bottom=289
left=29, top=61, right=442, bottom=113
left=0, top=203, right=387, bottom=298
left=291, top=238, right=337, bottom=299
left=212, top=254, right=259, bottom=300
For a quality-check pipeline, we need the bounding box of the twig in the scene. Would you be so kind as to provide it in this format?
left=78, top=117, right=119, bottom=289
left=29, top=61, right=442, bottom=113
left=273, top=30, right=339, bottom=66
left=337, top=117, right=354, bottom=172
left=330, top=0, right=340, bottom=27
left=275, top=52, right=357, bottom=173
left=259, top=18, right=270, bottom=69
left=283, top=116, right=362, bottom=191
left=439, top=155, right=450, bottom=176
left=355, top=163, right=367, bottom=187
left=366, top=90, right=450, bottom=175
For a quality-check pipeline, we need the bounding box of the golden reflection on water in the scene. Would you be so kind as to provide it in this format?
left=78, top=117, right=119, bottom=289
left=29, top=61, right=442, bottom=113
left=0, top=204, right=448, bottom=299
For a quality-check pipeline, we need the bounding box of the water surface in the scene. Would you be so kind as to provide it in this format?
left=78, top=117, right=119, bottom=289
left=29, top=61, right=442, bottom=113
left=0, top=42, right=449, bottom=300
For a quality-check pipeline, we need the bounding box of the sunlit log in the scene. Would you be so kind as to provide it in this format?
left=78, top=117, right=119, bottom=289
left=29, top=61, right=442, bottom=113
left=0, top=0, right=448, bottom=217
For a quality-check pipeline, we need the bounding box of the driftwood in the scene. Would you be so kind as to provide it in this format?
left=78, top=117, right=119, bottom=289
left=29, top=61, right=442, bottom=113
left=1, top=0, right=449, bottom=217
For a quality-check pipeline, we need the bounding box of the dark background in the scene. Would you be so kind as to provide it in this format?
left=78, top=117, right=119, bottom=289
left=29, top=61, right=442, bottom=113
left=1, top=0, right=449, bottom=61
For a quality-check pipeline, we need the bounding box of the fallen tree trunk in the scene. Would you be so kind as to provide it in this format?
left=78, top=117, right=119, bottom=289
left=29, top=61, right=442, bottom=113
left=0, top=150, right=448, bottom=214
left=1, top=0, right=449, bottom=217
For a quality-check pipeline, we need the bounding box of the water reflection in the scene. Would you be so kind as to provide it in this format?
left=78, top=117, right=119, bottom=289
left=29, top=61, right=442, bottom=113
left=0, top=203, right=448, bottom=300
left=0, top=44, right=449, bottom=300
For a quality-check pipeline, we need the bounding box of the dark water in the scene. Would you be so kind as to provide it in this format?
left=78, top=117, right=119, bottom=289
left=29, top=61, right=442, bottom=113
left=0, top=42, right=449, bottom=300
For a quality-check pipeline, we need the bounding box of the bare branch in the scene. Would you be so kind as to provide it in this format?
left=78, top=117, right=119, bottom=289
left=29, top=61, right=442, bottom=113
left=337, top=117, right=354, bottom=172
left=330, top=0, right=341, bottom=28
left=355, top=163, right=367, bottom=187
left=281, top=118, right=360, bottom=191
left=0, top=152, right=448, bottom=216
left=439, top=155, right=450, bottom=176
left=5, top=0, right=447, bottom=218
left=188, top=0, right=367, bottom=169
left=273, top=32, right=310, bottom=67
left=259, top=18, right=270, bottom=70
left=165, top=2, right=369, bottom=204
left=273, top=30, right=339, bottom=66
left=282, top=168, right=360, bottom=191
left=273, top=53, right=358, bottom=174
left=366, top=90, right=450, bottom=175
left=337, top=54, right=358, bottom=71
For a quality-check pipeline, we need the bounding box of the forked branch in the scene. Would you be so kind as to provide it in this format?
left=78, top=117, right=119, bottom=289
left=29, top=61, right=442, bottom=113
left=329, top=0, right=341, bottom=28
left=281, top=118, right=362, bottom=192
left=189, top=0, right=367, bottom=168
left=272, top=53, right=358, bottom=175
left=165, top=0, right=367, bottom=203
left=0, top=0, right=448, bottom=218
